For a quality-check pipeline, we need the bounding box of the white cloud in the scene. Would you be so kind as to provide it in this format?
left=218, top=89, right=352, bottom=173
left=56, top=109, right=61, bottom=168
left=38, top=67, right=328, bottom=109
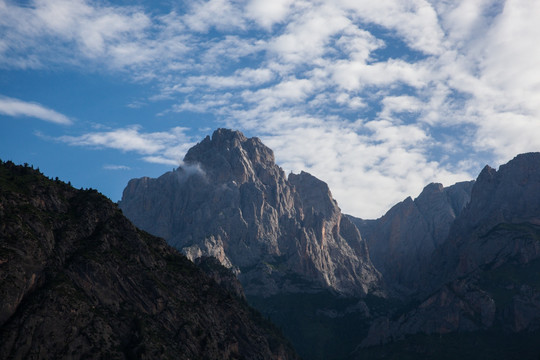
left=58, top=126, right=194, bottom=166
left=246, top=0, right=293, bottom=29
left=267, top=3, right=363, bottom=65
left=337, top=0, right=445, bottom=55
left=432, top=0, right=540, bottom=166
left=437, top=0, right=494, bottom=45
left=34, top=0, right=151, bottom=58
left=330, top=59, right=430, bottom=91
left=182, top=0, right=246, bottom=32
left=260, top=118, right=471, bottom=217
left=242, top=77, right=315, bottom=110
left=473, top=112, right=540, bottom=164
left=104, top=164, right=130, bottom=170
left=185, top=68, right=275, bottom=89
left=379, top=95, right=422, bottom=120
left=0, top=96, right=72, bottom=125
left=140, top=156, right=180, bottom=166
left=0, top=0, right=188, bottom=70
left=199, top=36, right=266, bottom=68
left=171, top=93, right=233, bottom=114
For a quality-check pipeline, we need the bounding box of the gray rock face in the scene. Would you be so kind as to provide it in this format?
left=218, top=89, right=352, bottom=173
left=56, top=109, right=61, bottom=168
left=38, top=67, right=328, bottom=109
left=432, top=153, right=540, bottom=284
left=358, top=153, right=540, bottom=350
left=120, top=129, right=382, bottom=296
left=350, top=181, right=473, bottom=292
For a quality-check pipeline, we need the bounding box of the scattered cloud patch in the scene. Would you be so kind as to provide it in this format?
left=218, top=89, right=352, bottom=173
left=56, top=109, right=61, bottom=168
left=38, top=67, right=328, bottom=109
left=103, top=164, right=130, bottom=170
left=246, top=0, right=293, bottom=29
left=58, top=125, right=195, bottom=166
left=0, top=95, right=72, bottom=125
left=0, top=0, right=189, bottom=71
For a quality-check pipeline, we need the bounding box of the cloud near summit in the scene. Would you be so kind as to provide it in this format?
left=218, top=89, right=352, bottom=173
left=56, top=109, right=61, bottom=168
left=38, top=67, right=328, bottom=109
left=3, top=0, right=540, bottom=218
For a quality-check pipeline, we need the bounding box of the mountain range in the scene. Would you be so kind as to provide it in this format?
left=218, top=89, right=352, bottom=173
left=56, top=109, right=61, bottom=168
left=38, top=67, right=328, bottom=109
left=354, top=152, right=540, bottom=359
left=121, top=129, right=540, bottom=359
left=3, top=128, right=540, bottom=359
left=349, top=180, right=474, bottom=294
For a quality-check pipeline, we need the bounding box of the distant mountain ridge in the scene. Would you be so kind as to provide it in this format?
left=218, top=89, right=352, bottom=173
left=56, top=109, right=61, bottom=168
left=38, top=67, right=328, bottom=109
left=354, top=153, right=540, bottom=359
left=428, top=152, right=540, bottom=287
left=120, top=128, right=383, bottom=297
left=349, top=180, right=474, bottom=293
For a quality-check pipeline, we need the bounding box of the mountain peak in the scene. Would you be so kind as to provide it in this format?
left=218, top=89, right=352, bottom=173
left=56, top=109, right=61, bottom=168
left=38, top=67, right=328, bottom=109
left=454, top=152, right=540, bottom=237
left=120, top=129, right=383, bottom=297
left=211, top=128, right=248, bottom=143
left=498, top=152, right=540, bottom=179
left=419, top=182, right=444, bottom=195
left=183, top=129, right=275, bottom=182
left=289, top=171, right=337, bottom=218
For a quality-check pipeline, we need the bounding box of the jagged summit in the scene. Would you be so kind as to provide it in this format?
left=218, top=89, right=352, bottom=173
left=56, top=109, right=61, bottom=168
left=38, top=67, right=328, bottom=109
left=120, top=129, right=383, bottom=297
left=184, top=128, right=269, bottom=161
left=452, top=152, right=540, bottom=239
left=182, top=128, right=277, bottom=184
left=350, top=180, right=474, bottom=292
left=431, top=151, right=540, bottom=280
left=358, top=153, right=540, bottom=354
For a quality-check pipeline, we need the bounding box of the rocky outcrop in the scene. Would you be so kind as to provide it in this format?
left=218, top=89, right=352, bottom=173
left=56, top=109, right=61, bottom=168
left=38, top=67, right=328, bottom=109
left=350, top=181, right=473, bottom=292
left=357, top=153, right=540, bottom=356
left=0, top=160, right=298, bottom=360
left=195, top=256, right=246, bottom=300
left=120, top=129, right=383, bottom=297
left=431, top=153, right=540, bottom=286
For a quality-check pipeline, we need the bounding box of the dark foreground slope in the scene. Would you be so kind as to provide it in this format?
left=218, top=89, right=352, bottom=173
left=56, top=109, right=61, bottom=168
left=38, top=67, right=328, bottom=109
left=0, top=160, right=298, bottom=360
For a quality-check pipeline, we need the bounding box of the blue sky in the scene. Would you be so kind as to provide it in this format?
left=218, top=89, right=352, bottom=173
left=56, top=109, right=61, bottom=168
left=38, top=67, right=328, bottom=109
left=1, top=0, right=540, bottom=218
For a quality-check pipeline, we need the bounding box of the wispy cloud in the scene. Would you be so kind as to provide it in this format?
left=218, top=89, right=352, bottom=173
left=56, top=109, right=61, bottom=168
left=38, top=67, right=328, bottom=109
left=0, top=0, right=188, bottom=71
left=103, top=164, right=130, bottom=170
left=0, top=95, right=72, bottom=125
left=58, top=126, right=194, bottom=166
left=4, top=0, right=540, bottom=217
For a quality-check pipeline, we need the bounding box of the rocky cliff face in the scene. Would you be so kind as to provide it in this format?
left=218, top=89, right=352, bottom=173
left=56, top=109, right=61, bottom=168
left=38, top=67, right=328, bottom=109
left=356, top=153, right=540, bottom=358
left=120, top=129, right=382, bottom=297
left=350, top=181, right=473, bottom=292
left=431, top=152, right=540, bottom=285
left=0, top=160, right=298, bottom=360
